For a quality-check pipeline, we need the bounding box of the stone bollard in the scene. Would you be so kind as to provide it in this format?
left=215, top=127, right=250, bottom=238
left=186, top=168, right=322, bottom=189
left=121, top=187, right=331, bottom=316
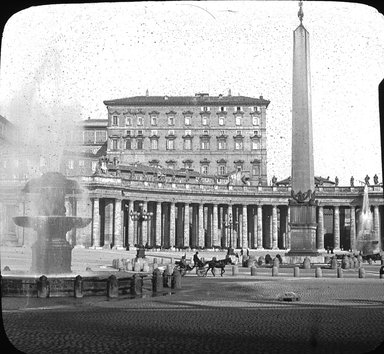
left=74, top=275, right=83, bottom=298
left=315, top=267, right=322, bottom=278
left=358, top=267, right=366, bottom=279
left=134, top=262, right=141, bottom=272
left=341, top=256, right=349, bottom=269
left=171, top=269, right=182, bottom=289
left=142, top=262, right=150, bottom=273
left=107, top=275, right=119, bottom=298
left=37, top=275, right=49, bottom=298
left=331, top=258, right=338, bottom=270
left=152, top=269, right=163, bottom=293
left=131, top=274, right=143, bottom=296
left=349, top=258, right=354, bottom=269
left=379, top=266, right=384, bottom=279
left=167, top=264, right=174, bottom=274
left=273, top=258, right=280, bottom=268
left=258, top=256, right=265, bottom=266
left=357, top=255, right=363, bottom=263
left=232, top=265, right=239, bottom=276
left=324, top=256, right=330, bottom=265
left=251, top=266, right=257, bottom=276
left=126, top=261, right=133, bottom=271
left=272, top=266, right=279, bottom=277
left=337, top=267, right=343, bottom=278
left=381, top=256, right=384, bottom=266
left=163, top=268, right=171, bottom=288
left=303, top=257, right=311, bottom=269
left=294, top=266, right=300, bottom=277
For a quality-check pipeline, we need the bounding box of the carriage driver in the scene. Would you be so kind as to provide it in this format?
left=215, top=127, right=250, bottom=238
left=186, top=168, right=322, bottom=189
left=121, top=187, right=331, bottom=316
left=193, top=251, right=201, bottom=267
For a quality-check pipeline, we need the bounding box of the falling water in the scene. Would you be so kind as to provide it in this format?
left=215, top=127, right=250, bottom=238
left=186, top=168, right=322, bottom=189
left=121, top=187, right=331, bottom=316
left=356, top=185, right=378, bottom=255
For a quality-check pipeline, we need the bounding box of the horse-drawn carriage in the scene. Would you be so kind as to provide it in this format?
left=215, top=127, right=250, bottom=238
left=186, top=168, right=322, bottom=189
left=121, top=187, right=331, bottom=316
left=175, top=257, right=234, bottom=277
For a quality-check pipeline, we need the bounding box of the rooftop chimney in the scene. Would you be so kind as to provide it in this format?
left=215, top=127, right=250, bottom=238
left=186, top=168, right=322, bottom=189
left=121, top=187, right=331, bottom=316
left=228, top=89, right=232, bottom=96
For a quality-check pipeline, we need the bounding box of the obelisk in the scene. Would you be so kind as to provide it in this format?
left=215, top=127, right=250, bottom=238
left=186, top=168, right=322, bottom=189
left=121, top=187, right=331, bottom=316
left=287, top=1, right=319, bottom=258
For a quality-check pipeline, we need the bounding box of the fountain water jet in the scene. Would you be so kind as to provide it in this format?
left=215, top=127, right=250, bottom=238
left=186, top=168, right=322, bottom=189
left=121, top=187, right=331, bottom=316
left=13, top=172, right=91, bottom=274
left=356, top=184, right=378, bottom=255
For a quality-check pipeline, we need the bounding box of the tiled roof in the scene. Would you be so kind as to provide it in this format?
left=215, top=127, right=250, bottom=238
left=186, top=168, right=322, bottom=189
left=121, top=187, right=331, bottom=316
left=104, top=95, right=270, bottom=108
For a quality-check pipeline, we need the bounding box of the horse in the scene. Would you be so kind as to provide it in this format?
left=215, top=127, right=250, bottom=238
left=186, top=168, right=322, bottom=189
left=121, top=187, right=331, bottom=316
left=204, top=257, right=234, bottom=277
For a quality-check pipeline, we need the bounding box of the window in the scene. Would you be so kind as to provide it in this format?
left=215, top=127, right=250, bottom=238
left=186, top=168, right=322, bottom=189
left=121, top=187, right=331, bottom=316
left=185, top=116, right=191, bottom=125
left=79, top=160, right=85, bottom=167
left=220, top=130, right=226, bottom=135
left=202, top=116, right=208, bottom=125
left=201, top=140, right=210, bottom=150
left=184, top=139, right=192, bottom=150
left=83, top=131, right=94, bottom=144
left=184, top=161, right=193, bottom=169
left=218, top=140, right=227, bottom=150
left=235, top=116, right=242, bottom=126
left=236, top=106, right=242, bottom=112
left=151, top=116, right=157, bottom=126
left=112, top=115, right=118, bottom=126
left=126, top=139, right=132, bottom=150
left=203, top=130, right=209, bottom=135
left=235, top=140, right=243, bottom=150
left=137, top=139, right=143, bottom=150
left=126, top=117, right=132, bottom=126
left=236, top=164, right=243, bottom=172
left=218, top=165, right=226, bottom=175
left=168, top=130, right=175, bottom=136
left=185, top=129, right=191, bottom=136
left=166, top=139, right=175, bottom=150
left=151, top=130, right=158, bottom=136
left=218, top=116, right=225, bottom=126
left=236, top=130, right=242, bottom=136
left=150, top=139, right=158, bottom=150
left=91, top=161, right=97, bottom=172
left=253, top=106, right=261, bottom=113
left=168, top=116, right=175, bottom=125
left=137, top=116, right=143, bottom=126
left=253, top=130, right=259, bottom=136
left=137, top=130, right=143, bottom=136
left=201, top=165, right=208, bottom=175
left=112, top=139, right=118, bottom=150
left=67, top=160, right=74, bottom=170
left=220, top=106, right=226, bottom=112
left=201, top=106, right=210, bottom=112
left=252, top=116, right=260, bottom=126
left=252, top=165, right=260, bottom=176
left=252, top=140, right=260, bottom=150
left=95, top=130, right=107, bottom=143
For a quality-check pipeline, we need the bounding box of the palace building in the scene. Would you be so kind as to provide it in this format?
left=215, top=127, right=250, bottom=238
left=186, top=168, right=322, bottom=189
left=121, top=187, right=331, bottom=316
left=104, top=92, right=269, bottom=185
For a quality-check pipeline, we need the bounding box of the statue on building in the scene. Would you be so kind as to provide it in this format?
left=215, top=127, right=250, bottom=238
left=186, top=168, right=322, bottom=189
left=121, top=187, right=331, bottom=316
left=94, top=156, right=108, bottom=175
left=373, top=174, right=378, bottom=185
left=350, top=176, right=354, bottom=187
left=271, top=175, right=277, bottom=186
left=364, top=174, right=370, bottom=186
left=335, top=176, right=339, bottom=186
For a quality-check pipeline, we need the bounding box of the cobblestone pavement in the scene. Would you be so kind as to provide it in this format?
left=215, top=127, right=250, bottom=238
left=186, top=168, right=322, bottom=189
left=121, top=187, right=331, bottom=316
left=2, top=276, right=384, bottom=354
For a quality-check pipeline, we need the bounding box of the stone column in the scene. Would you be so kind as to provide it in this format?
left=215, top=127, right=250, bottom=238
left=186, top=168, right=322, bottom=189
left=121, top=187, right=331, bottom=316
left=113, top=199, right=124, bottom=249
left=75, top=197, right=92, bottom=247
left=373, top=205, right=380, bottom=251
left=257, top=205, right=263, bottom=249
left=317, top=205, right=325, bottom=252
left=333, top=206, right=340, bottom=250
left=198, top=203, right=204, bottom=247
left=242, top=204, right=248, bottom=248
left=92, top=198, right=101, bottom=248
left=287, top=206, right=291, bottom=249
left=156, top=201, right=162, bottom=247
left=272, top=205, right=278, bottom=250
left=213, top=204, right=218, bottom=247
left=127, top=200, right=135, bottom=247
left=169, top=202, right=176, bottom=247
left=253, top=208, right=258, bottom=249
left=141, top=201, right=148, bottom=246
left=104, top=200, right=114, bottom=248
left=350, top=206, right=356, bottom=252
left=184, top=203, right=190, bottom=247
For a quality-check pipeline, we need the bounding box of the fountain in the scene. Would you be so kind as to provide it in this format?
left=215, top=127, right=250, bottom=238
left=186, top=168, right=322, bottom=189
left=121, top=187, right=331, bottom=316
left=356, top=184, right=379, bottom=255
left=12, top=172, right=92, bottom=274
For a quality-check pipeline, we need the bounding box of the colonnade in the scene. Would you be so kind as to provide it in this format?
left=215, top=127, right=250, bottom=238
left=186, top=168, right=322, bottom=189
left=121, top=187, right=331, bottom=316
left=81, top=198, right=382, bottom=252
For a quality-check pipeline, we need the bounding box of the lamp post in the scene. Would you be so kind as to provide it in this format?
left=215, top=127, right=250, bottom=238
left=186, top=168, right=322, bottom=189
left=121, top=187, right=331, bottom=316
left=223, top=213, right=238, bottom=255
left=129, top=202, right=153, bottom=248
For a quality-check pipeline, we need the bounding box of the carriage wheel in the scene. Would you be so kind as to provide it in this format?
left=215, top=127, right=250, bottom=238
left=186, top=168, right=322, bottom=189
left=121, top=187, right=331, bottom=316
left=196, top=269, right=206, bottom=277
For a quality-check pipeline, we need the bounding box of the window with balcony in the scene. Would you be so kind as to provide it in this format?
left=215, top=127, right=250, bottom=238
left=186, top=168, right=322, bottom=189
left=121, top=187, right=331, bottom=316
left=166, top=139, right=175, bottom=150
left=200, top=140, right=210, bottom=150
left=185, top=116, right=191, bottom=126
left=137, top=139, right=143, bottom=150
left=126, top=117, right=132, bottom=126
left=150, top=138, right=158, bottom=150
left=218, top=139, right=227, bottom=150
left=137, top=116, right=143, bottom=126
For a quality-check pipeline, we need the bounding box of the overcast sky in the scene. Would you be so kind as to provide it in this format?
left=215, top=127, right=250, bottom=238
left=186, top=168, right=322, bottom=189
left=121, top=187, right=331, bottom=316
left=0, top=1, right=383, bottom=184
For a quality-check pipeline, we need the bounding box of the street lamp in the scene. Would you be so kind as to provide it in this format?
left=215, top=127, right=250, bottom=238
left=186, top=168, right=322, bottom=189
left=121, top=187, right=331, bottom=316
left=223, top=213, right=238, bottom=254
left=129, top=202, right=153, bottom=247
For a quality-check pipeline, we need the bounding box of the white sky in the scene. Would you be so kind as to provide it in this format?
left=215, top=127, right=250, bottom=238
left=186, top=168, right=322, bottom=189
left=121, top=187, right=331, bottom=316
left=0, top=1, right=383, bottom=184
